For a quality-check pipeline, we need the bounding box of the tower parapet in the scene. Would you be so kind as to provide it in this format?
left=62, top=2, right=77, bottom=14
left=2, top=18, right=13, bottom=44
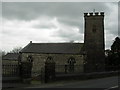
left=89, top=13, right=93, bottom=16
left=100, top=12, right=104, bottom=16
left=84, top=13, right=88, bottom=17
left=95, top=12, right=99, bottom=15
left=84, top=12, right=104, bottom=17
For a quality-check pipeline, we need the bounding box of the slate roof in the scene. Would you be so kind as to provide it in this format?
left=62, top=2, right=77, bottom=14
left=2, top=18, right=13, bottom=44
left=2, top=53, right=19, bottom=60
left=20, top=42, right=84, bottom=54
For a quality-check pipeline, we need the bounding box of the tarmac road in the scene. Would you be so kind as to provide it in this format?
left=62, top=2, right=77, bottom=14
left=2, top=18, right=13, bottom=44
left=2, top=76, right=119, bottom=90
left=49, top=76, right=119, bottom=88
left=25, top=76, right=119, bottom=89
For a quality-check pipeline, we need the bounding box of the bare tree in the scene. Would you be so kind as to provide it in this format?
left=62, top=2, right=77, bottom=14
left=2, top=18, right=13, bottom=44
left=69, top=40, right=74, bottom=43
left=1, top=51, right=6, bottom=56
left=10, top=47, right=22, bottom=53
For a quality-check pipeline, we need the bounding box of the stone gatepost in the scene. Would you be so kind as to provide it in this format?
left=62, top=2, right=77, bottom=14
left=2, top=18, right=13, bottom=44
left=20, top=55, right=33, bottom=83
left=19, top=61, right=32, bottom=83
left=20, top=62, right=32, bottom=78
left=44, top=56, right=55, bottom=83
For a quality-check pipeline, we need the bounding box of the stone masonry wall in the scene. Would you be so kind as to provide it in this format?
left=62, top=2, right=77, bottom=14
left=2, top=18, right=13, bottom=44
left=21, top=53, right=84, bottom=77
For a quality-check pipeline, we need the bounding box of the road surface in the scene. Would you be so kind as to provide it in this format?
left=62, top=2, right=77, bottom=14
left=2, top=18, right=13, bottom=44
left=27, top=76, right=119, bottom=89
left=3, top=76, right=119, bottom=90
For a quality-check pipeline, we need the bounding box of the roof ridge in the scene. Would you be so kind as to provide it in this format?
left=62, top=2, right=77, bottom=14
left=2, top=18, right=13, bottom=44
left=7, top=53, right=19, bottom=54
left=20, top=42, right=32, bottom=53
left=31, top=43, right=84, bottom=44
left=20, top=42, right=84, bottom=54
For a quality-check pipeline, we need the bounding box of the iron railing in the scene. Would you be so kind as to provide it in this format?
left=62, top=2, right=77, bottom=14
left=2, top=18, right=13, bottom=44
left=2, top=64, right=20, bottom=77
left=55, top=65, right=83, bottom=74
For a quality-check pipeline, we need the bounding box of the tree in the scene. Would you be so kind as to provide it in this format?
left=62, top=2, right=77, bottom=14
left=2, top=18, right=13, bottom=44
left=111, top=37, right=120, bottom=53
left=106, top=37, right=120, bottom=71
left=111, top=37, right=120, bottom=65
left=2, top=51, right=6, bottom=56
left=69, top=40, right=74, bottom=43
left=10, top=47, right=22, bottom=53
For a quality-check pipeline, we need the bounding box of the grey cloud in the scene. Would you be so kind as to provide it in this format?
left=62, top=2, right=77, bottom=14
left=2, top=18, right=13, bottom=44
left=105, top=41, right=112, bottom=49
left=108, top=29, right=118, bottom=35
left=32, top=23, right=57, bottom=29
left=53, top=29, right=73, bottom=38
left=57, top=17, right=82, bottom=27
left=2, top=2, right=112, bottom=31
left=106, top=26, right=118, bottom=35
left=118, top=2, right=120, bottom=36
left=2, top=2, right=46, bottom=20
left=0, top=2, right=2, bottom=16
left=52, top=28, right=83, bottom=42
left=58, top=18, right=84, bottom=33
left=2, top=2, right=118, bottom=51
left=2, top=2, right=109, bottom=21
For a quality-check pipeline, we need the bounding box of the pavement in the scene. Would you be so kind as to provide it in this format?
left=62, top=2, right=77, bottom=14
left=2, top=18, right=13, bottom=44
left=1, top=76, right=119, bottom=90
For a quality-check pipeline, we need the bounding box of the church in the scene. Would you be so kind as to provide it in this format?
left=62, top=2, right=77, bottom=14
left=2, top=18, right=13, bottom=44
left=20, top=12, right=105, bottom=77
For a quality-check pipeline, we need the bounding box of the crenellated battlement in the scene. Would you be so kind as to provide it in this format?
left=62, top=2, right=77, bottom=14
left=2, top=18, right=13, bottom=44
left=84, top=12, right=104, bottom=17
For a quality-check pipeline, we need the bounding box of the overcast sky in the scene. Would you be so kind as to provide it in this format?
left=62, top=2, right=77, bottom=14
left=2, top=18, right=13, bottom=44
left=1, top=2, right=118, bottom=52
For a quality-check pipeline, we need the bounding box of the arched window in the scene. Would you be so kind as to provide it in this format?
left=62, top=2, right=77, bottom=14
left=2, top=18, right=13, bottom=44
left=46, top=56, right=54, bottom=63
left=67, top=57, right=76, bottom=65
left=27, top=55, right=33, bottom=62
left=67, top=57, right=76, bottom=72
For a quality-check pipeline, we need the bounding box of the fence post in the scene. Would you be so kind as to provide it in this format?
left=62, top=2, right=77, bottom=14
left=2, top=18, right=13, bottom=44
left=65, top=64, right=67, bottom=74
left=41, top=67, right=45, bottom=83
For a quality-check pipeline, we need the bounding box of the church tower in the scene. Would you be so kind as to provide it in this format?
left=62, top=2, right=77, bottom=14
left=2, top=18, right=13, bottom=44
left=84, top=12, right=105, bottom=72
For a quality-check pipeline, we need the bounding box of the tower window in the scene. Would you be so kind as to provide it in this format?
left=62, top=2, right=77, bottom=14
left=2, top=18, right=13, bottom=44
left=92, top=24, right=96, bottom=33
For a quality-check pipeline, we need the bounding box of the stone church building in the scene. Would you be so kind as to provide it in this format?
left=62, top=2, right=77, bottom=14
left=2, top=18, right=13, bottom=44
left=20, top=12, right=105, bottom=77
